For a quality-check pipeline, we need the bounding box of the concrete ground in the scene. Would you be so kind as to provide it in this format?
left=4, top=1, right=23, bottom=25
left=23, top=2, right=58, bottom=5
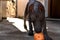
left=0, top=18, right=60, bottom=40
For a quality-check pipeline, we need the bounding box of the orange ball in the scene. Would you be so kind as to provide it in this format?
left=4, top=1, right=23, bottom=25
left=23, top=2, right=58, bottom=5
left=34, top=33, right=44, bottom=40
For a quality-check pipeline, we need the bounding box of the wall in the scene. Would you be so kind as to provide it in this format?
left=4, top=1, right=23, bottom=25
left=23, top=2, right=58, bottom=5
left=2, top=1, right=7, bottom=18
left=45, top=0, right=48, bottom=17
left=0, top=0, right=48, bottom=19
left=6, top=1, right=16, bottom=18
left=0, top=0, right=16, bottom=19
left=0, top=1, right=2, bottom=20
left=17, top=0, right=28, bottom=17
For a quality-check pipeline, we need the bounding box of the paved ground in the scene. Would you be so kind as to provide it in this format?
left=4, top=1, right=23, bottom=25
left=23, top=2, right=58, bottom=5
left=0, top=18, right=60, bottom=40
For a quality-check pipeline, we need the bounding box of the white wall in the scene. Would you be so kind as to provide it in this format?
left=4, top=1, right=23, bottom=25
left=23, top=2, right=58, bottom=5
left=45, top=0, right=48, bottom=17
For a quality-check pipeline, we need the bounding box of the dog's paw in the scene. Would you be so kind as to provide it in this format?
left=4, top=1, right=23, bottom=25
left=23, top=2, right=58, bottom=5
left=28, top=30, right=34, bottom=36
left=24, top=25, right=27, bottom=30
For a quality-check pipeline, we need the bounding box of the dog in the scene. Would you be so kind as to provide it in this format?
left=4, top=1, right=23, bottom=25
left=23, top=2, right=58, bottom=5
left=24, top=0, right=52, bottom=40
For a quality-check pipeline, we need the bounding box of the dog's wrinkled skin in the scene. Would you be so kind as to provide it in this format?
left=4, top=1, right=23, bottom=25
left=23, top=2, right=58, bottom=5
left=24, top=0, right=52, bottom=40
